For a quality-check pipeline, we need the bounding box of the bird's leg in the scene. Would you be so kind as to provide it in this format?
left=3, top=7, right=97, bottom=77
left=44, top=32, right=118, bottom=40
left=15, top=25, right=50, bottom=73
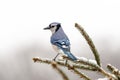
left=53, top=53, right=60, bottom=61
left=65, top=59, right=68, bottom=65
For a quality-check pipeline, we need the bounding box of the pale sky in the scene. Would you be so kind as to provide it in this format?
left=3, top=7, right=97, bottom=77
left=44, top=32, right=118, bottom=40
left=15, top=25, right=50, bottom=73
left=0, top=0, right=120, bottom=54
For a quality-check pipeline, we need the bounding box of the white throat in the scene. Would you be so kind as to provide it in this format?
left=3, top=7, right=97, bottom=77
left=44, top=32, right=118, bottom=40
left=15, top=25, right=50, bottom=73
left=50, top=27, right=57, bottom=34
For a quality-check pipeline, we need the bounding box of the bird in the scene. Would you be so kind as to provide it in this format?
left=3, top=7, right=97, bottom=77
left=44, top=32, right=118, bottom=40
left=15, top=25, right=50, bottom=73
left=44, top=22, right=77, bottom=61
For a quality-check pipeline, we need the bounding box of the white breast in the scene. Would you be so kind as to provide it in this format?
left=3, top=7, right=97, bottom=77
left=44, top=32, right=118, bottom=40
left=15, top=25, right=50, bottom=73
left=52, top=45, right=64, bottom=55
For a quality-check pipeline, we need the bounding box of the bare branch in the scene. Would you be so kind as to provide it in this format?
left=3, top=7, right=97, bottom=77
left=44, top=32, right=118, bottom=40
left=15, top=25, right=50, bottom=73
left=51, top=62, right=69, bottom=80
left=99, top=67, right=117, bottom=80
left=67, top=64, right=91, bottom=80
left=107, top=64, right=120, bottom=79
left=63, top=56, right=99, bottom=69
left=33, top=57, right=97, bottom=71
left=33, top=57, right=91, bottom=80
left=63, top=56, right=117, bottom=80
left=75, top=23, right=101, bottom=66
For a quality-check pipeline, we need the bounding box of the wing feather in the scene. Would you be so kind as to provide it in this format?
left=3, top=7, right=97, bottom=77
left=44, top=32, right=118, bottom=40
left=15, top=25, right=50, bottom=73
left=52, top=39, right=70, bottom=51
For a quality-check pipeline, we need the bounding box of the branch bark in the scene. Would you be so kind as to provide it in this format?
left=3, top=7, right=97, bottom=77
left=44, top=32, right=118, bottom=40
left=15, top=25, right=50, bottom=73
left=75, top=23, right=101, bottom=66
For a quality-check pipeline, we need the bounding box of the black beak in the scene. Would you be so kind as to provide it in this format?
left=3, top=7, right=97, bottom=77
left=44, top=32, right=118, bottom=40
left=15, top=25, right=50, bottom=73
left=43, top=26, right=50, bottom=30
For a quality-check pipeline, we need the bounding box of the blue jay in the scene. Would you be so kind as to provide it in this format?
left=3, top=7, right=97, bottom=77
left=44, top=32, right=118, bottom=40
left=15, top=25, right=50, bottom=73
left=44, top=22, right=77, bottom=61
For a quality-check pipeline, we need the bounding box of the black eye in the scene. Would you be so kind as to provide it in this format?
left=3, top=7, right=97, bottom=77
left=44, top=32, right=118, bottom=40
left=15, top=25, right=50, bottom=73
left=51, top=26, right=54, bottom=28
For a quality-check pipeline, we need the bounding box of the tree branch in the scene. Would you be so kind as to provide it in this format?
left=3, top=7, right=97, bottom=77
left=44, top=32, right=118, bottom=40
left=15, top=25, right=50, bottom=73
left=107, top=64, right=120, bottom=79
left=33, top=57, right=97, bottom=71
left=63, top=56, right=117, bottom=80
left=75, top=23, right=101, bottom=66
left=33, top=57, right=91, bottom=80
left=67, top=64, right=91, bottom=80
left=51, top=62, right=69, bottom=80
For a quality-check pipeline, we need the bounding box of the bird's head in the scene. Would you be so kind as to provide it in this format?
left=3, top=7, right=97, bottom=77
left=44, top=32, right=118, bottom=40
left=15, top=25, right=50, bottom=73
left=44, top=22, right=61, bottom=34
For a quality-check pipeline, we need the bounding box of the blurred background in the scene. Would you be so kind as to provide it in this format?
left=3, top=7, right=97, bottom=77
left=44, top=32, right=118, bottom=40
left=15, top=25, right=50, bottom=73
left=0, top=0, right=120, bottom=80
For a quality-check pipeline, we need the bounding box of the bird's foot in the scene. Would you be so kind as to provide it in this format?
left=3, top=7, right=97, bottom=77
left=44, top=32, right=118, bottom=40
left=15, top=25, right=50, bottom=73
left=52, top=58, right=56, bottom=61
left=52, top=53, right=60, bottom=61
left=65, top=60, right=68, bottom=65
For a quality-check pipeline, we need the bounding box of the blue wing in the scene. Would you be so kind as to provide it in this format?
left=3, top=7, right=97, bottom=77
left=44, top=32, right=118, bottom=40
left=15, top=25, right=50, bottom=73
left=52, top=39, right=77, bottom=61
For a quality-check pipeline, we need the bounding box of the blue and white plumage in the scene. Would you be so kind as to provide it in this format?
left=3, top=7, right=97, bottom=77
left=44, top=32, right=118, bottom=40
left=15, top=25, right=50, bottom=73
left=44, top=22, right=77, bottom=61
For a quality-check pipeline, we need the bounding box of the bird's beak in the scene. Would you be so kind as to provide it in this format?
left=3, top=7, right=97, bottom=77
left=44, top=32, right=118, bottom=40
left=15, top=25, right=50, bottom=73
left=43, top=26, right=50, bottom=30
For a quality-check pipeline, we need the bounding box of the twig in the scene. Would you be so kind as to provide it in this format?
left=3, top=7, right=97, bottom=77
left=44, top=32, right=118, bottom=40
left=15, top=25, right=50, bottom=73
left=75, top=23, right=101, bottom=66
left=51, top=62, right=69, bottom=80
left=33, top=57, right=91, bottom=80
left=33, top=57, right=97, bottom=71
left=73, top=64, right=97, bottom=71
left=63, top=56, right=99, bottom=69
left=107, top=64, right=120, bottom=79
left=63, top=56, right=117, bottom=80
left=99, top=67, right=117, bottom=80
left=67, top=64, right=91, bottom=80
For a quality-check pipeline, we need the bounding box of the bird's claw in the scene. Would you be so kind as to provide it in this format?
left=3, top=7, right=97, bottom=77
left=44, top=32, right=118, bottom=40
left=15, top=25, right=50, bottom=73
left=65, top=60, right=68, bottom=65
left=52, top=58, right=56, bottom=61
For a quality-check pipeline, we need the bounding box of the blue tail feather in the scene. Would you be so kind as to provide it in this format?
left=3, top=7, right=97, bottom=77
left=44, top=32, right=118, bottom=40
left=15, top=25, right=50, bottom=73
left=63, top=51, right=77, bottom=61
